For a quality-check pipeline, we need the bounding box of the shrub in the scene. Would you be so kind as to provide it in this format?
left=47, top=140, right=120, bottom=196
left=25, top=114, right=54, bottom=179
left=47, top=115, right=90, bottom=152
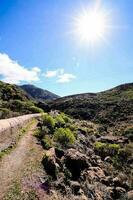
left=53, top=128, right=75, bottom=146
left=42, top=113, right=55, bottom=131
left=0, top=108, right=10, bottom=119
left=122, top=128, right=133, bottom=141
left=118, top=143, right=133, bottom=162
left=94, top=142, right=120, bottom=158
left=29, top=105, right=44, bottom=113
left=42, top=135, right=53, bottom=150
left=68, top=124, right=77, bottom=131
left=55, top=114, right=65, bottom=127
left=60, top=113, right=72, bottom=123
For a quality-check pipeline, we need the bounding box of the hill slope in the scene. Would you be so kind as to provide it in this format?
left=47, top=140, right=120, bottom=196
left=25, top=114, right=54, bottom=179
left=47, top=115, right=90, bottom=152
left=20, top=84, right=59, bottom=102
left=48, top=83, right=133, bottom=130
left=0, top=81, right=43, bottom=119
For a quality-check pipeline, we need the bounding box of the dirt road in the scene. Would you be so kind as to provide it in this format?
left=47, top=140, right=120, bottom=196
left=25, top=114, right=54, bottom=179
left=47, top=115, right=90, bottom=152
left=0, top=121, right=44, bottom=199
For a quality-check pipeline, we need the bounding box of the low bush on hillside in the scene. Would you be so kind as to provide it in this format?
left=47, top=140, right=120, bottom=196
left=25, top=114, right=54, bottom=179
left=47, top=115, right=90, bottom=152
left=28, top=105, right=43, bottom=113
left=42, top=135, right=53, bottom=150
left=42, top=113, right=55, bottom=132
left=53, top=128, right=75, bottom=146
left=0, top=108, right=10, bottom=119
left=122, top=127, right=133, bottom=141
left=94, top=142, right=120, bottom=158
left=55, top=114, right=65, bottom=128
left=60, top=113, right=72, bottom=123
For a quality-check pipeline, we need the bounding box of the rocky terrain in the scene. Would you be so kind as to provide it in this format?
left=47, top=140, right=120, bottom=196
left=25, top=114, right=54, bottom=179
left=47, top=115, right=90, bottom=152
left=35, top=111, right=133, bottom=200
left=0, top=82, right=132, bottom=199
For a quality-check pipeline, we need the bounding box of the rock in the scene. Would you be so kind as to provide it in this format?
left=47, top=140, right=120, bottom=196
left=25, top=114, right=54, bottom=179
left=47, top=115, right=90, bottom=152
left=101, top=176, right=112, bottom=186
left=80, top=194, right=88, bottom=200
left=127, top=190, right=133, bottom=200
left=70, top=181, right=81, bottom=195
left=90, top=155, right=103, bottom=167
left=55, top=147, right=64, bottom=159
left=104, top=156, right=112, bottom=163
left=95, top=189, right=103, bottom=200
left=98, top=135, right=128, bottom=144
left=104, top=187, right=114, bottom=200
left=64, top=149, right=89, bottom=180
left=86, top=148, right=94, bottom=157
left=87, top=167, right=106, bottom=183
left=42, top=148, right=59, bottom=179
left=115, top=187, right=126, bottom=198
left=113, top=177, right=121, bottom=187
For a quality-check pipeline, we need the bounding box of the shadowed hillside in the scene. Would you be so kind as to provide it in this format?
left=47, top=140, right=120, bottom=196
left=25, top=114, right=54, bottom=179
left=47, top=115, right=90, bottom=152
left=0, top=81, right=43, bottom=119
left=20, top=84, right=60, bottom=102
left=47, top=83, right=133, bottom=131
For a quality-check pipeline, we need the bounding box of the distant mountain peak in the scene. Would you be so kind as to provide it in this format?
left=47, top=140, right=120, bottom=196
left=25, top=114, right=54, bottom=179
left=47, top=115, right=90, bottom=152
left=20, top=84, right=60, bottom=102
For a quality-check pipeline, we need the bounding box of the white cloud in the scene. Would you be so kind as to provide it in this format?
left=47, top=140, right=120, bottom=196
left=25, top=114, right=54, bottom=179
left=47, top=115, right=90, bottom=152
left=44, top=68, right=64, bottom=78
left=57, top=73, right=76, bottom=83
left=44, top=68, right=76, bottom=83
left=45, top=70, right=58, bottom=78
left=0, top=53, right=40, bottom=84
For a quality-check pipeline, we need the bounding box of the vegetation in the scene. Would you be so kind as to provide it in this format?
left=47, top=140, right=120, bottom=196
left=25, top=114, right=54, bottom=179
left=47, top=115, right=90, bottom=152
left=94, top=142, right=120, bottom=159
left=42, top=135, right=53, bottom=150
left=3, top=182, right=38, bottom=200
left=122, top=127, right=133, bottom=141
left=36, top=113, right=76, bottom=148
left=20, top=84, right=59, bottom=101
left=42, top=113, right=55, bottom=131
left=53, top=128, right=75, bottom=146
left=48, top=83, right=133, bottom=131
left=0, top=81, right=44, bottom=119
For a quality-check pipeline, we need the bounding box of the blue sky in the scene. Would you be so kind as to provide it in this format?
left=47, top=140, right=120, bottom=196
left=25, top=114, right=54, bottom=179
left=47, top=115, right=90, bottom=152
left=0, top=0, right=132, bottom=96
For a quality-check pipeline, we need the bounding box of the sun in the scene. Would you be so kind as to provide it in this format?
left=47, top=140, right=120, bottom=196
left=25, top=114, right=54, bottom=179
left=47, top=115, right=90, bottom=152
left=74, top=8, right=109, bottom=44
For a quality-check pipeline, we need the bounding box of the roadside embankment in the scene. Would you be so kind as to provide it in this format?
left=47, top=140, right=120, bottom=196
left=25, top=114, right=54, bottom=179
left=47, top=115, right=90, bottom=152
left=0, top=114, right=41, bottom=151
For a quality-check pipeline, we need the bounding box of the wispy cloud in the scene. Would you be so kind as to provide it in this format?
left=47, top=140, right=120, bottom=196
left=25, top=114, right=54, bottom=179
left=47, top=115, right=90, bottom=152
left=44, top=68, right=76, bottom=83
left=0, top=53, right=40, bottom=84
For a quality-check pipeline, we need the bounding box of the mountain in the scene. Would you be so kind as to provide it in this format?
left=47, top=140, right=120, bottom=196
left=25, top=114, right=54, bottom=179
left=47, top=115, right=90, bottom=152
left=0, top=81, right=43, bottom=119
left=20, top=84, right=60, bottom=102
left=0, top=81, right=30, bottom=102
left=47, top=83, right=133, bottom=131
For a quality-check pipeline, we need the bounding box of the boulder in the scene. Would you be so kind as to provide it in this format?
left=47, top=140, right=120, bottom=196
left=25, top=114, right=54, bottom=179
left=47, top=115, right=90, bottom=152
left=127, top=190, right=133, bottom=200
left=115, top=187, right=126, bottom=198
left=70, top=181, right=81, bottom=195
left=87, top=167, right=106, bottom=183
left=64, top=148, right=89, bottom=180
left=113, top=177, right=121, bottom=187
left=42, top=148, right=59, bottom=179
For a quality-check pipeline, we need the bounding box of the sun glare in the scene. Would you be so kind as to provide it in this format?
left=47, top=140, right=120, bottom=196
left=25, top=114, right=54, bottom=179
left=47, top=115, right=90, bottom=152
left=74, top=7, right=109, bottom=44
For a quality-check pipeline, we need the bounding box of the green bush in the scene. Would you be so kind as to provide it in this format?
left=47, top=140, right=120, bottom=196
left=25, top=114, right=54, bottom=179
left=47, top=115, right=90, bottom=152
left=55, top=114, right=65, bottom=127
left=0, top=108, right=10, bottom=119
left=29, top=105, right=43, bottom=113
left=60, top=113, right=72, bottom=123
left=42, top=135, right=53, bottom=150
left=94, top=142, right=120, bottom=158
left=118, top=143, right=133, bottom=161
left=42, top=113, right=55, bottom=131
left=54, top=128, right=75, bottom=146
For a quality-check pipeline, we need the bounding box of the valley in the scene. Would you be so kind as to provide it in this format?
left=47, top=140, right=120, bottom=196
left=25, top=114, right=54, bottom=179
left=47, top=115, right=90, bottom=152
left=0, top=82, right=132, bottom=200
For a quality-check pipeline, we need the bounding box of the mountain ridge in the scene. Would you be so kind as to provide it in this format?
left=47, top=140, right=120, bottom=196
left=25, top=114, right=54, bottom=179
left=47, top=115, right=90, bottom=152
left=20, top=84, right=60, bottom=102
